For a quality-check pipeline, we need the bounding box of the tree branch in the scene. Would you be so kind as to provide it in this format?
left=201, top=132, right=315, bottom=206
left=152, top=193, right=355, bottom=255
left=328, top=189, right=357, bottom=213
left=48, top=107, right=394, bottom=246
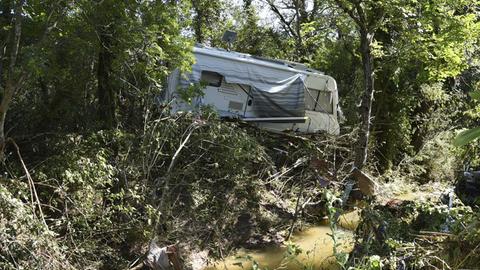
left=333, top=0, right=362, bottom=27
left=9, top=138, right=48, bottom=229
left=266, top=0, right=297, bottom=38
left=352, top=0, right=368, bottom=28
left=8, top=0, right=25, bottom=77
left=0, top=22, right=12, bottom=86
left=310, top=0, right=320, bottom=21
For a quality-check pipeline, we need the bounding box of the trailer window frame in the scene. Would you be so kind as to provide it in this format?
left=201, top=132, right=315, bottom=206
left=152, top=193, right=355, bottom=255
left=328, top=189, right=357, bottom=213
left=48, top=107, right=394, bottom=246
left=200, top=70, right=223, bottom=87
left=306, top=88, right=334, bottom=114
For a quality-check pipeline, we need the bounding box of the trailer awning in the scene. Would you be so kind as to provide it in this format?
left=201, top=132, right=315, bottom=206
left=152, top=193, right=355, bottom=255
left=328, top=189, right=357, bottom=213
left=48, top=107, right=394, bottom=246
left=181, top=50, right=306, bottom=117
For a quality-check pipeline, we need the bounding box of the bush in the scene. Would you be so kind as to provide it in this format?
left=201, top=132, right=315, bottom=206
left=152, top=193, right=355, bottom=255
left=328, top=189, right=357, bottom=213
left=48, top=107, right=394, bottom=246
left=0, top=184, right=72, bottom=270
left=381, top=131, right=464, bottom=184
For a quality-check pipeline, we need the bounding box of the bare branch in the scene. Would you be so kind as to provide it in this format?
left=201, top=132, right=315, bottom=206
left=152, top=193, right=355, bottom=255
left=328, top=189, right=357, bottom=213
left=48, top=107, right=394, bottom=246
left=266, top=0, right=297, bottom=38
left=9, top=138, right=49, bottom=229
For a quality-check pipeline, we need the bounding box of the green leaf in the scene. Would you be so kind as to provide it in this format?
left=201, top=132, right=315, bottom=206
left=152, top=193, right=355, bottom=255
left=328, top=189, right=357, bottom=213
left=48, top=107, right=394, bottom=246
left=453, top=127, right=480, bottom=146
left=470, top=91, right=480, bottom=101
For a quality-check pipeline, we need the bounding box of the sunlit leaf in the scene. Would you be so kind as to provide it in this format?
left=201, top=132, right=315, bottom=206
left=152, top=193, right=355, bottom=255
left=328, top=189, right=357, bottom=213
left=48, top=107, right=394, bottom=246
left=470, top=91, right=480, bottom=101
left=453, top=127, right=480, bottom=146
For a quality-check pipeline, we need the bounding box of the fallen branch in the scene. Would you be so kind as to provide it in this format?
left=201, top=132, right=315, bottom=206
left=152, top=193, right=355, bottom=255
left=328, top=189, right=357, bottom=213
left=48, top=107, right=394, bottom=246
left=418, top=231, right=454, bottom=237
left=7, top=138, right=48, bottom=229
left=286, top=179, right=305, bottom=240
left=454, top=241, right=480, bottom=269
left=152, top=122, right=202, bottom=238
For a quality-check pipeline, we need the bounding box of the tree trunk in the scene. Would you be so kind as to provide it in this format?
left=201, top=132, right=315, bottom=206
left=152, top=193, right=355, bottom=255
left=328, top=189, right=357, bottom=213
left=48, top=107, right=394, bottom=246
left=0, top=0, right=24, bottom=157
left=192, top=1, right=204, bottom=44
left=293, top=0, right=309, bottom=60
left=0, top=80, right=15, bottom=153
left=294, top=1, right=303, bottom=57
left=97, top=30, right=116, bottom=129
left=354, top=29, right=375, bottom=170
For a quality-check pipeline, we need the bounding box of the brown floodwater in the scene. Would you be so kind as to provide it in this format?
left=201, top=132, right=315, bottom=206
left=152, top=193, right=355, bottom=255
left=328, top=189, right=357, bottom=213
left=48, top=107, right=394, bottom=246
left=204, top=211, right=360, bottom=270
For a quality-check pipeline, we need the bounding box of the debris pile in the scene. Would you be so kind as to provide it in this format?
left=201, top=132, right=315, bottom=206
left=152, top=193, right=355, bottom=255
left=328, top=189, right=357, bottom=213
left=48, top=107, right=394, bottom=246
left=347, top=190, right=480, bottom=269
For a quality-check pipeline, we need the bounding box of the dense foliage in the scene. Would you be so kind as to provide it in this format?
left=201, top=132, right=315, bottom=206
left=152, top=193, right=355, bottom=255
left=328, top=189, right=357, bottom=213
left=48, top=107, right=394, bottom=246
left=1, top=0, right=480, bottom=269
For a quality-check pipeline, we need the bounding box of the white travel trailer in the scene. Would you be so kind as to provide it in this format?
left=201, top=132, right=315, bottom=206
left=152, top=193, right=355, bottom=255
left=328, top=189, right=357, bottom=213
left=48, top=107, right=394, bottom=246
left=165, top=45, right=340, bottom=135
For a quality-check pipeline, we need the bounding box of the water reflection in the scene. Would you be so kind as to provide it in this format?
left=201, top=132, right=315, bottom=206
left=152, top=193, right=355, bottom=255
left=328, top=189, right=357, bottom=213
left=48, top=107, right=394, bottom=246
left=205, top=211, right=359, bottom=270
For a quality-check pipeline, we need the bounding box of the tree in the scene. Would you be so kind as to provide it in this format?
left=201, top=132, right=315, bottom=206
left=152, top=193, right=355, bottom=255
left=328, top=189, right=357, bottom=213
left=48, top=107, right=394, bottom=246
left=0, top=0, right=194, bottom=157
left=225, top=2, right=287, bottom=57
left=0, top=0, right=25, bottom=155
left=191, top=0, right=224, bottom=45
left=265, top=0, right=326, bottom=61
left=87, top=0, right=119, bottom=129
left=0, top=0, right=67, bottom=157
left=333, top=0, right=480, bottom=169
left=333, top=0, right=386, bottom=169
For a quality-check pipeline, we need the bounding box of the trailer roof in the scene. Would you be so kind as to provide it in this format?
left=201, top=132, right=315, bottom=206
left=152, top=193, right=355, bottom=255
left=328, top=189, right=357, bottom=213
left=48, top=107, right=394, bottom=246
left=194, top=44, right=325, bottom=76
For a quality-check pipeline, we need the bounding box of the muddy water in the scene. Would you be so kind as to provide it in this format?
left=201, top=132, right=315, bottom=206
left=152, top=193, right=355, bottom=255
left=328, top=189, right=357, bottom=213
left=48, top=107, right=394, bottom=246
left=204, top=211, right=360, bottom=270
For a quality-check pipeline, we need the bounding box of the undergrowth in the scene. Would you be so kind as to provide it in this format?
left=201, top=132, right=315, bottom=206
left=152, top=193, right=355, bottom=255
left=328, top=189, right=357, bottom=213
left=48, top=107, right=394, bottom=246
left=0, top=111, right=349, bottom=269
left=347, top=199, right=480, bottom=270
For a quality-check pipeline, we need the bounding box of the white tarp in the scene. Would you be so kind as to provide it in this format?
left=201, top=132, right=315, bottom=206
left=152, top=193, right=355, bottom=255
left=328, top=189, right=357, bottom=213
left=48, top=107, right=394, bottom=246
left=180, top=49, right=306, bottom=117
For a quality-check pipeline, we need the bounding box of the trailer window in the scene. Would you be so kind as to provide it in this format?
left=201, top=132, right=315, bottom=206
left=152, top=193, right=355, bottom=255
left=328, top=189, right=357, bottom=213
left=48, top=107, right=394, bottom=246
left=200, top=71, right=223, bottom=87
left=306, top=89, right=333, bottom=114
left=316, top=91, right=333, bottom=114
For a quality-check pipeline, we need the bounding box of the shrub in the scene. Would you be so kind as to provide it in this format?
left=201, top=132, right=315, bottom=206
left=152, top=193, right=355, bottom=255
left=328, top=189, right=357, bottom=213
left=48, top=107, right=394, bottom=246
left=0, top=184, right=73, bottom=270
